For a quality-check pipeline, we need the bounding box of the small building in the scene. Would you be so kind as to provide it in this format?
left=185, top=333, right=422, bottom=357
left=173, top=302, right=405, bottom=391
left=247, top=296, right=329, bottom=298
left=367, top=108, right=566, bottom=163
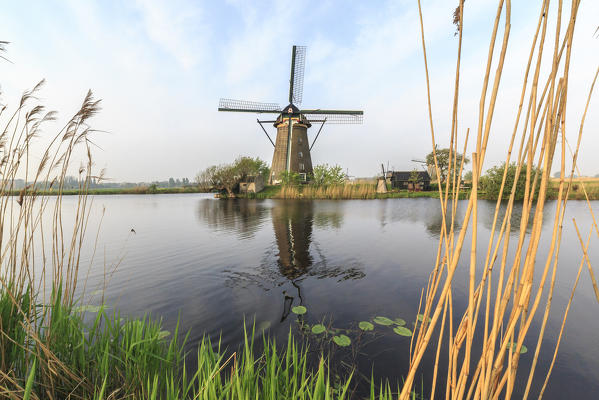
left=390, top=171, right=431, bottom=191
left=239, top=175, right=265, bottom=194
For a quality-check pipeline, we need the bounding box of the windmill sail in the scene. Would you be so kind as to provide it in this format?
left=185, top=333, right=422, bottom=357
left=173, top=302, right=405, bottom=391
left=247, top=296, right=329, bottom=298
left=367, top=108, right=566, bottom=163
left=302, top=110, right=363, bottom=124
left=218, top=98, right=281, bottom=113
left=288, top=46, right=306, bottom=105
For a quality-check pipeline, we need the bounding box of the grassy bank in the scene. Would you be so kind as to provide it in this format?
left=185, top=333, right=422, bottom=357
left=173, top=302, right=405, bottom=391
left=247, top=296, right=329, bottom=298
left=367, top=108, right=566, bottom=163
left=239, top=184, right=470, bottom=200
left=8, top=186, right=210, bottom=196
left=4, top=290, right=402, bottom=399
left=237, top=182, right=599, bottom=201
left=547, top=177, right=599, bottom=200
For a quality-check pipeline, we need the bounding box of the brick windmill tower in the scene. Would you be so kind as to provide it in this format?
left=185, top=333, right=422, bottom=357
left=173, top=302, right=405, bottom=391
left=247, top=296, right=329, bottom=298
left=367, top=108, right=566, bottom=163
left=218, top=46, right=363, bottom=184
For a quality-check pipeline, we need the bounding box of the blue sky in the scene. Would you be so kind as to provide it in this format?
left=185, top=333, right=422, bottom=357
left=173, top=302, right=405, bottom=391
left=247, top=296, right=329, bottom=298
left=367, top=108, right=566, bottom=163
left=1, top=0, right=598, bottom=181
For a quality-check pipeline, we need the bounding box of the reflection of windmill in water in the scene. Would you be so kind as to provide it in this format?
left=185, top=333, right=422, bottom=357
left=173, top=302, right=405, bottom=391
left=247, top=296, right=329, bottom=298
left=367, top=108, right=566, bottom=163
left=272, top=201, right=366, bottom=322
left=272, top=201, right=313, bottom=321
left=218, top=45, right=363, bottom=183
left=272, top=201, right=314, bottom=280
left=203, top=200, right=366, bottom=320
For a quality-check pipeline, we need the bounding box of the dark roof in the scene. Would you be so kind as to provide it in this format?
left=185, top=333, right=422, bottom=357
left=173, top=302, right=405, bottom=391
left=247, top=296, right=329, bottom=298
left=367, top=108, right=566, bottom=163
left=390, top=171, right=431, bottom=181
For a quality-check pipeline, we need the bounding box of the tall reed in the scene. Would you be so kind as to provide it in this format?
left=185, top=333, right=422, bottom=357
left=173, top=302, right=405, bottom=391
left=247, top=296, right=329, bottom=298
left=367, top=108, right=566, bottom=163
left=398, top=1, right=598, bottom=399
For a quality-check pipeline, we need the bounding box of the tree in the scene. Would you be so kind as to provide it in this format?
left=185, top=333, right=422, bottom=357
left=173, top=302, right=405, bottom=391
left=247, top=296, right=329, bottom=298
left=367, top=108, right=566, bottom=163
left=233, top=156, right=269, bottom=183
left=463, top=170, right=473, bottom=182
left=425, top=146, right=469, bottom=183
left=212, top=164, right=238, bottom=197
left=311, top=164, right=346, bottom=186
left=195, top=156, right=271, bottom=195
left=480, top=162, right=543, bottom=201
left=195, top=165, right=219, bottom=190
left=168, top=177, right=175, bottom=187
left=408, top=169, right=420, bottom=192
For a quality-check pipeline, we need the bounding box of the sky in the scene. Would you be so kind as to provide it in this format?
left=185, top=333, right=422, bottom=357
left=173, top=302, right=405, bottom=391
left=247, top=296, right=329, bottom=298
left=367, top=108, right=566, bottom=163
left=0, top=0, right=598, bottom=182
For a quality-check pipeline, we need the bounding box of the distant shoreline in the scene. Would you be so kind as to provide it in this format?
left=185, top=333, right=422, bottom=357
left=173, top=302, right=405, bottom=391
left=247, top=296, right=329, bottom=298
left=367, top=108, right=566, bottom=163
left=7, top=186, right=211, bottom=196
left=9, top=179, right=598, bottom=200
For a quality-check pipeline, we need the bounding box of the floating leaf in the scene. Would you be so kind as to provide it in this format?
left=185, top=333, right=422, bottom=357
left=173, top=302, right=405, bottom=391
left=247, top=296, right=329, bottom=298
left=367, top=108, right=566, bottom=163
left=394, top=318, right=406, bottom=326
left=333, top=335, right=351, bottom=347
left=359, top=321, right=374, bottom=331
left=73, top=305, right=101, bottom=313
left=157, top=330, right=170, bottom=339
left=393, top=326, right=412, bottom=337
left=312, top=324, right=326, bottom=334
left=509, top=342, right=528, bottom=354
left=291, top=306, right=307, bottom=315
left=373, top=316, right=393, bottom=326
left=417, top=314, right=431, bottom=323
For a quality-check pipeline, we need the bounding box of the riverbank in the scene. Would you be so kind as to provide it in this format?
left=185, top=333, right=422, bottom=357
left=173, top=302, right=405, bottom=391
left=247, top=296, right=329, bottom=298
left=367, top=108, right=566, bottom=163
left=235, top=180, right=599, bottom=201
left=238, top=184, right=470, bottom=200
left=1, top=284, right=401, bottom=399
left=8, top=186, right=210, bottom=197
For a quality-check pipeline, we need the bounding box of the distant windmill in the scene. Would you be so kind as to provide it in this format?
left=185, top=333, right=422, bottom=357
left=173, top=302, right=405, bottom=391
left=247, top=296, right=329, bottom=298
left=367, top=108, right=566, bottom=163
left=218, top=46, right=363, bottom=184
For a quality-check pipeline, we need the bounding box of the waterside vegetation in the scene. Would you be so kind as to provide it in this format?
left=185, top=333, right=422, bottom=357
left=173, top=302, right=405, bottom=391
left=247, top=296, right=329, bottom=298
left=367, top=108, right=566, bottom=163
left=0, top=81, right=411, bottom=399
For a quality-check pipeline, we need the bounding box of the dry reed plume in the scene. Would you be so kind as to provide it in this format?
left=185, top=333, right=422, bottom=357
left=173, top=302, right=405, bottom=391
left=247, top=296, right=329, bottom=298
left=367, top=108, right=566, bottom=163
left=398, top=0, right=599, bottom=399
left=0, top=80, right=104, bottom=397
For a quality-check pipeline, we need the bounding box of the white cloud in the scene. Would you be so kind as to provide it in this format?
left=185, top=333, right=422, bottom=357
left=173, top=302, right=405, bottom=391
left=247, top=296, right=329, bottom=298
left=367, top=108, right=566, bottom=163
left=133, top=0, right=208, bottom=70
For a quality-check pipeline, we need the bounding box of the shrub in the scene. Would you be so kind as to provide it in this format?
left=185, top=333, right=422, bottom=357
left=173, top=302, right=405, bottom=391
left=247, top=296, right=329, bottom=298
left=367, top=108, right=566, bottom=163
left=279, top=171, right=302, bottom=186
left=311, top=164, right=345, bottom=186
left=480, top=162, right=543, bottom=201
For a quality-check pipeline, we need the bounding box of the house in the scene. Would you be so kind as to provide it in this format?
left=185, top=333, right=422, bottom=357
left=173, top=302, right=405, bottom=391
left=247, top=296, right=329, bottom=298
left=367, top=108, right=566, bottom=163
left=390, top=171, right=431, bottom=191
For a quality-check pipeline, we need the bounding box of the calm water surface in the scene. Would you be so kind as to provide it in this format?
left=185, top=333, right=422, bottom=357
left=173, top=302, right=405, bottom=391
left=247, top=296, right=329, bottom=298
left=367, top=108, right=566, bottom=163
left=72, top=194, right=599, bottom=399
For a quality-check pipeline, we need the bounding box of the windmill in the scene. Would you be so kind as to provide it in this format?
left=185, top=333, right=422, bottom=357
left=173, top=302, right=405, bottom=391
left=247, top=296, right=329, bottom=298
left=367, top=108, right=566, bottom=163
left=218, top=46, right=363, bottom=184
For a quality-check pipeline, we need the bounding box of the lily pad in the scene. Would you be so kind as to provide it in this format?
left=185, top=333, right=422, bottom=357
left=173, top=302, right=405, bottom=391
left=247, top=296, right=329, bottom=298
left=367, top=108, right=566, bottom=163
left=417, top=314, right=432, bottom=323
left=509, top=342, right=528, bottom=354
left=393, top=326, right=413, bottom=337
left=359, top=321, right=374, bottom=331
left=394, top=318, right=406, bottom=326
left=157, top=330, right=170, bottom=339
left=291, top=306, right=307, bottom=315
left=333, top=335, right=351, bottom=347
left=311, top=324, right=326, bottom=334
left=373, top=316, right=394, bottom=326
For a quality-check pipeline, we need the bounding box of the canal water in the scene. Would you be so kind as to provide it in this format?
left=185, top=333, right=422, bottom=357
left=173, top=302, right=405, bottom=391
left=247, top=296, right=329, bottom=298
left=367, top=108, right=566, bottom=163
left=73, top=194, right=598, bottom=399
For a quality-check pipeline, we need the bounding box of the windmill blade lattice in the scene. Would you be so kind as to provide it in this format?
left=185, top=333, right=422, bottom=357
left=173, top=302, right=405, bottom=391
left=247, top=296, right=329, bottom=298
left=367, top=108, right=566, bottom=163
left=289, top=46, right=306, bottom=105
left=303, top=112, right=363, bottom=124
left=218, top=98, right=281, bottom=113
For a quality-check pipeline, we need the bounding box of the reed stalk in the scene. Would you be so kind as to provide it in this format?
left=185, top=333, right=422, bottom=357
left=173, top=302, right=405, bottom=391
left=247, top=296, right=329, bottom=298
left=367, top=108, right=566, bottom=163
left=400, top=0, right=596, bottom=398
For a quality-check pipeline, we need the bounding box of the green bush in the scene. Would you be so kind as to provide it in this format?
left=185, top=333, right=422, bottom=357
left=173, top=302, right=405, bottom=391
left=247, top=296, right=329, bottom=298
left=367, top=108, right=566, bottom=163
left=279, top=170, right=302, bottom=185
left=311, top=164, right=345, bottom=186
left=480, top=162, right=543, bottom=201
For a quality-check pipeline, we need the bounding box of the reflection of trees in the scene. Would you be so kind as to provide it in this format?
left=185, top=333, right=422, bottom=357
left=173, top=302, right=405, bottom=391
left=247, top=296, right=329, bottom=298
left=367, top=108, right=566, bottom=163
left=377, top=199, right=464, bottom=237
left=196, top=199, right=269, bottom=239
left=479, top=200, right=545, bottom=234
left=376, top=199, right=545, bottom=237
